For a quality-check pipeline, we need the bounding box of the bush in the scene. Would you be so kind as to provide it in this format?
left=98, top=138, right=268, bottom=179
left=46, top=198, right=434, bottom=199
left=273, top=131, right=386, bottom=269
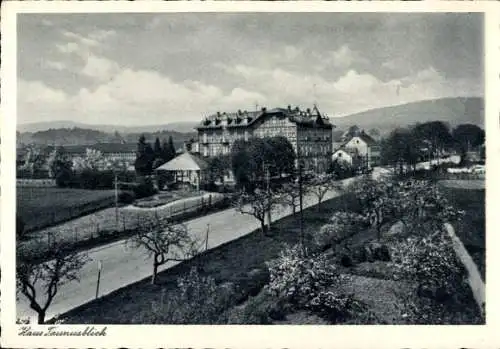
left=118, top=190, right=135, bottom=204
left=136, top=267, right=234, bottom=324
left=314, top=211, right=368, bottom=250
left=267, top=244, right=338, bottom=307
left=55, top=167, right=72, bottom=187
left=391, top=231, right=465, bottom=301
left=134, top=177, right=158, bottom=199
left=306, top=290, right=366, bottom=323
left=226, top=289, right=285, bottom=324
left=340, top=254, right=353, bottom=267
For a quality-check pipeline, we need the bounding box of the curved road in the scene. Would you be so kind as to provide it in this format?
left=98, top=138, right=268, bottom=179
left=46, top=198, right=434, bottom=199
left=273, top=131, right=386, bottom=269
left=16, top=173, right=376, bottom=321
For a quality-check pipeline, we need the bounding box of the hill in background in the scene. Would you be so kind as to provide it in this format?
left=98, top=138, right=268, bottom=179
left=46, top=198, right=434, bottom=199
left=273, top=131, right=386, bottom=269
left=17, top=97, right=484, bottom=145
left=332, top=97, right=484, bottom=134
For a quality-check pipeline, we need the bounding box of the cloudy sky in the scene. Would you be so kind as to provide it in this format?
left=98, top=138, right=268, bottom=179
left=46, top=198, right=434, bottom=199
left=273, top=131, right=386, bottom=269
left=17, top=12, right=483, bottom=126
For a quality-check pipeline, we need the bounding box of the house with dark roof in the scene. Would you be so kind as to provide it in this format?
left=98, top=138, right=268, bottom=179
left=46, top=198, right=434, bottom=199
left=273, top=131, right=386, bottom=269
left=332, top=127, right=381, bottom=170
left=196, top=105, right=334, bottom=173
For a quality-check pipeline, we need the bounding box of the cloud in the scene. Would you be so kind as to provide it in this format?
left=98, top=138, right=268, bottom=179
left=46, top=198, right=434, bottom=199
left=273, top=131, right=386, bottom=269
left=81, top=54, right=120, bottom=82
left=56, top=42, right=80, bottom=54
left=19, top=80, right=67, bottom=105
left=43, top=60, right=67, bottom=71
left=62, top=30, right=100, bottom=48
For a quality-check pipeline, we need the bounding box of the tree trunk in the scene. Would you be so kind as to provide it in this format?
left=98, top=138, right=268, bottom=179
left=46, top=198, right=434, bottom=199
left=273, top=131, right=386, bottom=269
left=37, top=310, right=46, bottom=324
left=260, top=220, right=267, bottom=236
left=152, top=262, right=158, bottom=285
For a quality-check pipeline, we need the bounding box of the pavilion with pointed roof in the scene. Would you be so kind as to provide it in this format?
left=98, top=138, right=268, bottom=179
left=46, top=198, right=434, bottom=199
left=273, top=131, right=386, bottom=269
left=155, top=152, right=209, bottom=190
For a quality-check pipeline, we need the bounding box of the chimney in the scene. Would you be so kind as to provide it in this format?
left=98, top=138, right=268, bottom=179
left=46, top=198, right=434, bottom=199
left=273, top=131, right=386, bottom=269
left=295, top=106, right=300, bottom=112
left=307, top=108, right=311, bottom=114
left=287, top=105, right=292, bottom=112
left=238, top=109, right=242, bottom=116
left=261, top=107, right=267, bottom=113
left=217, top=111, right=221, bottom=117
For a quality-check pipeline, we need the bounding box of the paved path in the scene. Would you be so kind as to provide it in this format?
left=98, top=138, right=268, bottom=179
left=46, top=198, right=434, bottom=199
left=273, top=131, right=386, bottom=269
left=16, top=173, right=371, bottom=321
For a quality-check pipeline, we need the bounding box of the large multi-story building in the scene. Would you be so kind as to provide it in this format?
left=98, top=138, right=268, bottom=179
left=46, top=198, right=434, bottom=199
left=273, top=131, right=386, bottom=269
left=196, top=105, right=334, bottom=173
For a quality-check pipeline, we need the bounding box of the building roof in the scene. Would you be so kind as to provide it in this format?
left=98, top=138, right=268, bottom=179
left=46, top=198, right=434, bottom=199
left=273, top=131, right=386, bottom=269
left=196, top=105, right=334, bottom=130
left=155, top=152, right=208, bottom=172
left=63, top=143, right=137, bottom=154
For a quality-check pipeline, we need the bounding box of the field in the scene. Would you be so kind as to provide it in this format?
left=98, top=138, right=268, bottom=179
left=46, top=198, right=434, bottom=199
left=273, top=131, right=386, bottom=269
left=439, top=180, right=485, bottom=280
left=18, top=192, right=227, bottom=262
left=57, top=193, right=482, bottom=325
left=17, top=186, right=116, bottom=232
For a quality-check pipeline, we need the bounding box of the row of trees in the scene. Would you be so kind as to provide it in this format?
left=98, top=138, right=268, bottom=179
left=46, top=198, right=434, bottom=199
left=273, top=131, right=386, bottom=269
left=381, top=122, right=485, bottom=173
left=134, top=135, right=176, bottom=176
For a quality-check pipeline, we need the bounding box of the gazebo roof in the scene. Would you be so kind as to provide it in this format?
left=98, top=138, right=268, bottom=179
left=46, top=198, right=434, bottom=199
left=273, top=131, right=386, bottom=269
left=155, top=152, right=208, bottom=172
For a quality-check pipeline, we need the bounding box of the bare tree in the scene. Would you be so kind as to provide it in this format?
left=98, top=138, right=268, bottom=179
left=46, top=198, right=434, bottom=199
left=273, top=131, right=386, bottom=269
left=277, top=182, right=306, bottom=215
left=16, top=242, right=89, bottom=324
left=307, top=174, right=341, bottom=211
left=235, top=188, right=277, bottom=235
left=127, top=216, right=201, bottom=285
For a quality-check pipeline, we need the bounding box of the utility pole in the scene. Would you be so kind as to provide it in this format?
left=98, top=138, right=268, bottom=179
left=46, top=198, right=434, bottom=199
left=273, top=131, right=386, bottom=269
left=297, top=145, right=304, bottom=253
left=95, top=260, right=102, bottom=299
left=205, top=223, right=210, bottom=251
left=114, top=171, right=119, bottom=229
left=263, top=162, right=272, bottom=232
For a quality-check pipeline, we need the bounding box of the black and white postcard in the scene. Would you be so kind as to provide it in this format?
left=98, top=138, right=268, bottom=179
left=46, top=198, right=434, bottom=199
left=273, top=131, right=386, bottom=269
left=1, top=1, right=499, bottom=348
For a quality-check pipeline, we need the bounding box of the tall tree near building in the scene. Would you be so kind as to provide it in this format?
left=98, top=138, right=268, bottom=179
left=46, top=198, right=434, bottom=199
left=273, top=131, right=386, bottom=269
left=167, top=136, right=176, bottom=160
left=154, top=137, right=162, bottom=159
left=231, top=137, right=296, bottom=192
left=17, top=241, right=89, bottom=324
left=135, top=135, right=155, bottom=175
left=381, top=128, right=419, bottom=174
left=452, top=124, right=485, bottom=163
left=412, top=121, right=453, bottom=159
left=46, top=146, right=73, bottom=187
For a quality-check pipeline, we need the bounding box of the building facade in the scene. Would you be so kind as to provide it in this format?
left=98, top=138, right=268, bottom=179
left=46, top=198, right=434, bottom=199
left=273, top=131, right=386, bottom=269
left=332, top=129, right=380, bottom=171
left=196, top=105, right=334, bottom=173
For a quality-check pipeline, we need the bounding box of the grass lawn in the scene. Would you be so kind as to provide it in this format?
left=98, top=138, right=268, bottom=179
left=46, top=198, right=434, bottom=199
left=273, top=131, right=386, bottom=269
left=18, top=192, right=227, bottom=262
left=17, top=186, right=116, bottom=232
left=439, top=180, right=485, bottom=281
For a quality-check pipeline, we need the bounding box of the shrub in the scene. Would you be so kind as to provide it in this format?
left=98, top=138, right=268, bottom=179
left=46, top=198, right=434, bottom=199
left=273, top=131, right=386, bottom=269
left=391, top=231, right=465, bottom=301
left=226, top=289, right=285, bottom=324
left=306, top=290, right=366, bottom=323
left=138, top=267, right=234, bottom=324
left=55, top=167, right=72, bottom=187
left=118, top=190, right=135, bottom=204
left=340, top=254, right=353, bottom=267
left=134, top=177, right=158, bottom=199
left=266, top=244, right=338, bottom=307
left=314, top=211, right=368, bottom=250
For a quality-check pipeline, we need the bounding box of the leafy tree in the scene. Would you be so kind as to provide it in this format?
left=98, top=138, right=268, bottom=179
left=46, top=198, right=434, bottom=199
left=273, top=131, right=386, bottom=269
left=231, top=137, right=296, bottom=192
left=413, top=121, right=453, bottom=158
left=347, top=176, right=399, bottom=240
left=208, top=154, right=231, bottom=185
left=17, top=241, right=89, bottom=324
left=46, top=146, right=73, bottom=186
left=127, top=215, right=200, bottom=285
left=381, top=128, right=420, bottom=174
left=452, top=124, right=485, bottom=164
left=265, top=136, right=296, bottom=177
left=72, top=148, right=104, bottom=172
left=234, top=188, right=278, bottom=235
left=20, top=145, right=46, bottom=178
